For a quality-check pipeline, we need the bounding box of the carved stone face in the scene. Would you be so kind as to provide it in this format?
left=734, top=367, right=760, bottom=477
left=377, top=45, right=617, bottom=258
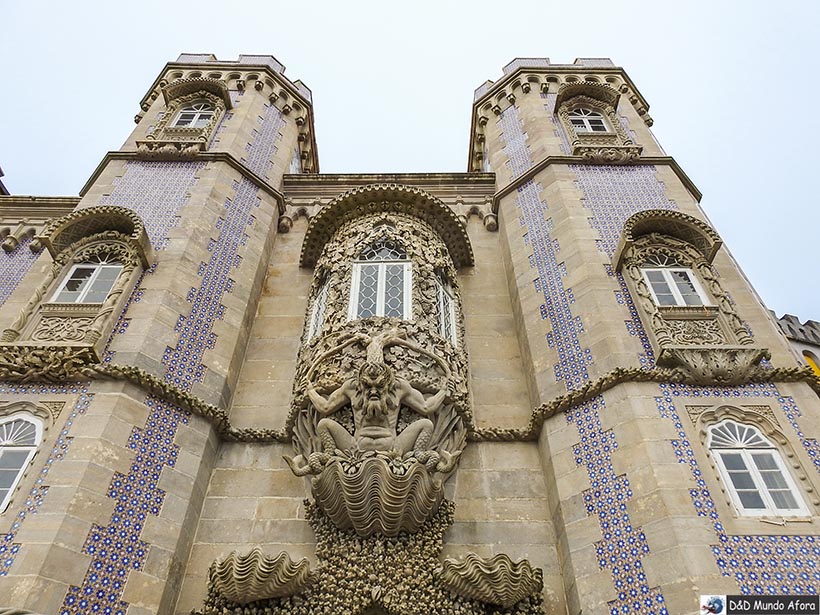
left=357, top=362, right=396, bottom=418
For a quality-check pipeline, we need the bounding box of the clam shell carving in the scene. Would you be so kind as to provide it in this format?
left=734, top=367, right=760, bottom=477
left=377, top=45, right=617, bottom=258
left=439, top=553, right=543, bottom=608
left=210, top=548, right=312, bottom=604
left=312, top=453, right=444, bottom=537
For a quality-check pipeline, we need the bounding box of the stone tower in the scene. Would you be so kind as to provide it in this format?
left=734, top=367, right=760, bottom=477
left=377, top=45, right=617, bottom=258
left=0, top=55, right=818, bottom=615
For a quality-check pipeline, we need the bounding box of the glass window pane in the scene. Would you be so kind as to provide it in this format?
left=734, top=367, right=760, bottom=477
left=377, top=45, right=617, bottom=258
left=720, top=453, right=746, bottom=471
left=752, top=453, right=778, bottom=471
left=738, top=490, right=766, bottom=509
left=55, top=267, right=94, bottom=302
left=671, top=270, right=703, bottom=306
left=0, top=450, right=30, bottom=470
left=770, top=490, right=799, bottom=510
left=356, top=264, right=379, bottom=318
left=727, top=470, right=757, bottom=490
left=383, top=264, right=405, bottom=318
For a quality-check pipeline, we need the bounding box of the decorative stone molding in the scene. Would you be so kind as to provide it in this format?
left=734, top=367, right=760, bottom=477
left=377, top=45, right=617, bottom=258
left=614, top=209, right=723, bottom=269
left=194, top=501, right=546, bottom=615
left=0, top=609, right=46, bottom=615
left=300, top=184, right=474, bottom=268
left=161, top=77, right=233, bottom=109
left=657, top=346, right=771, bottom=386
left=666, top=316, right=726, bottom=346
left=438, top=553, right=544, bottom=608
left=0, top=344, right=97, bottom=383
left=555, top=81, right=620, bottom=110
left=209, top=549, right=313, bottom=604
left=576, top=145, right=642, bottom=165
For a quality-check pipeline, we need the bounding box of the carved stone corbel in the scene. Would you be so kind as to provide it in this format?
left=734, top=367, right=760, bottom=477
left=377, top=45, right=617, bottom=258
left=658, top=346, right=771, bottom=386
left=439, top=553, right=544, bottom=609
left=209, top=549, right=313, bottom=604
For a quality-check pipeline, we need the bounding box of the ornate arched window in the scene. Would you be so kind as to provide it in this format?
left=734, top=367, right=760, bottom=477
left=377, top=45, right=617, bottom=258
left=568, top=108, right=608, bottom=133
left=171, top=101, right=216, bottom=128
left=348, top=237, right=412, bottom=320
left=640, top=252, right=709, bottom=307
left=708, top=420, right=808, bottom=517
left=51, top=252, right=124, bottom=304
left=0, top=413, right=42, bottom=512
left=307, top=277, right=330, bottom=340
left=435, top=273, right=457, bottom=345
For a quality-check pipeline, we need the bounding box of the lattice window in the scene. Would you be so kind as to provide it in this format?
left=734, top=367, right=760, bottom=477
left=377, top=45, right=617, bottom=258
left=349, top=238, right=412, bottom=320
left=172, top=101, right=215, bottom=128
left=569, top=108, right=608, bottom=133
left=435, top=275, right=457, bottom=345
left=0, top=414, right=42, bottom=512
left=308, top=280, right=330, bottom=339
left=709, top=420, right=809, bottom=517
left=52, top=253, right=123, bottom=304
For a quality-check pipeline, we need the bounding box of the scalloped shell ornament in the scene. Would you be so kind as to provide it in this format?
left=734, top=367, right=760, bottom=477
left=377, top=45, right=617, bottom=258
left=439, top=553, right=544, bottom=608
left=312, top=452, right=445, bottom=537
left=209, top=548, right=312, bottom=604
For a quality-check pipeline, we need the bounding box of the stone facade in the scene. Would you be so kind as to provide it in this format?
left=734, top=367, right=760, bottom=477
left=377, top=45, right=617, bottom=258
left=0, top=54, right=818, bottom=615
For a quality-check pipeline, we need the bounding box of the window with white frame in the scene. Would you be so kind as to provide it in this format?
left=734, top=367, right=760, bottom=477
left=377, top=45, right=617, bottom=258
left=0, top=414, right=42, bottom=512
left=52, top=253, right=123, bottom=304
left=435, top=275, right=457, bottom=345
left=709, top=420, right=809, bottom=517
left=172, top=101, right=215, bottom=128
left=568, top=108, right=608, bottom=133
left=307, top=279, right=330, bottom=339
left=640, top=253, right=709, bottom=307
left=349, top=238, right=412, bottom=320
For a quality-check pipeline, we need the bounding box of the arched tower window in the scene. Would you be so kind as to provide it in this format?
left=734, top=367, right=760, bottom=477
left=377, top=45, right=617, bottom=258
left=640, top=252, right=709, bottom=307
left=708, top=420, right=808, bottom=517
left=172, top=101, right=215, bottom=128
left=348, top=237, right=412, bottom=320
left=0, top=413, right=42, bottom=512
left=568, top=108, right=608, bottom=133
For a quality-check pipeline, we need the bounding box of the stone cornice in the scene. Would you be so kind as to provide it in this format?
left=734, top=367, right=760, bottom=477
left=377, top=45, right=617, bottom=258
left=491, top=156, right=702, bottom=210
left=79, top=151, right=285, bottom=215
left=0, top=196, right=81, bottom=218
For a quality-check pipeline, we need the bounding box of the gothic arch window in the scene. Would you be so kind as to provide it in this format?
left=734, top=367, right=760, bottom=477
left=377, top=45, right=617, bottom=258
left=0, top=413, right=43, bottom=512
left=568, top=108, right=609, bottom=133
left=307, top=276, right=330, bottom=339
left=171, top=100, right=216, bottom=128
left=348, top=237, right=412, bottom=320
left=708, top=420, right=809, bottom=517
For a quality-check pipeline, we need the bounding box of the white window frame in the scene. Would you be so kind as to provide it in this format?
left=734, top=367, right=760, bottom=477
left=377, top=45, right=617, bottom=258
left=51, top=261, right=123, bottom=304
left=568, top=108, right=609, bottom=133
left=709, top=420, right=809, bottom=517
left=171, top=101, right=215, bottom=128
left=348, top=261, right=412, bottom=321
left=435, top=276, right=458, bottom=345
left=0, top=413, right=43, bottom=513
left=641, top=267, right=710, bottom=307
left=307, top=280, right=330, bottom=339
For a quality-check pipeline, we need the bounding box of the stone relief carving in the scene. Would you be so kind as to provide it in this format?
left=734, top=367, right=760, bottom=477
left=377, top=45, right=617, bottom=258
left=30, top=316, right=95, bottom=343
left=659, top=347, right=771, bottom=386
left=666, top=318, right=725, bottom=346
left=195, top=501, right=546, bottom=615
left=438, top=553, right=544, bottom=609
left=0, top=345, right=96, bottom=384
left=209, top=549, right=313, bottom=605
left=576, top=145, right=642, bottom=165
left=555, top=91, right=641, bottom=163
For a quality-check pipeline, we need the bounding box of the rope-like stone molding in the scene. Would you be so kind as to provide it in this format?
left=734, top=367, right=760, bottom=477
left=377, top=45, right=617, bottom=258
left=69, top=362, right=820, bottom=444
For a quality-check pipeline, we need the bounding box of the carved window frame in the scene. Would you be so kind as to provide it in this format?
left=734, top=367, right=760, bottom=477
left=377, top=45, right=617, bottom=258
left=149, top=90, right=225, bottom=149
left=51, top=254, right=124, bottom=304
left=0, top=401, right=53, bottom=514
left=640, top=265, right=711, bottom=308
left=556, top=95, right=634, bottom=153
left=2, top=232, right=143, bottom=361
left=435, top=274, right=458, bottom=346
left=170, top=100, right=216, bottom=128
left=691, top=406, right=818, bottom=529
left=307, top=277, right=330, bottom=340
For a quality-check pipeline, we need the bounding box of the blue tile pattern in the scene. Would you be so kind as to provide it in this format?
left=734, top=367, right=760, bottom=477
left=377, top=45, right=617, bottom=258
left=0, top=235, right=40, bottom=308
left=0, top=383, right=90, bottom=575
left=498, top=106, right=532, bottom=178
left=499, top=105, right=667, bottom=611
left=99, top=161, right=204, bottom=249
left=242, top=102, right=284, bottom=180
left=656, top=383, right=820, bottom=594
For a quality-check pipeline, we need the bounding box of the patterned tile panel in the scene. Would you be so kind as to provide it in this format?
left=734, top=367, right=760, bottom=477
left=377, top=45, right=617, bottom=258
left=0, top=235, right=40, bottom=308
left=498, top=105, right=533, bottom=178
left=656, top=383, right=820, bottom=595
left=0, top=383, right=90, bottom=575
left=242, top=103, right=284, bottom=180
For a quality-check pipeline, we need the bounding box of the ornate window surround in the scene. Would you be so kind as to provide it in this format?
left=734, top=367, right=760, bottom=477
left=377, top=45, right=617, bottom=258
left=0, top=206, right=152, bottom=372
left=554, top=82, right=642, bottom=164
left=136, top=77, right=232, bottom=160
left=691, top=405, right=819, bottom=529
left=348, top=238, right=413, bottom=321
left=614, top=210, right=770, bottom=382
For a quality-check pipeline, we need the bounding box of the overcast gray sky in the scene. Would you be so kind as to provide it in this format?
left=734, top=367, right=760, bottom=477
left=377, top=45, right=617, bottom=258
left=1, top=0, right=817, bottom=321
